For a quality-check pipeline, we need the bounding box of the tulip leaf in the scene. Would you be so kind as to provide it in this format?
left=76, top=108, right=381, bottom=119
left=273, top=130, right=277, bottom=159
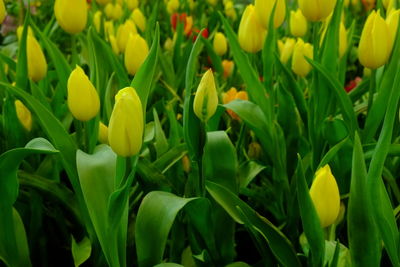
left=317, top=136, right=349, bottom=170
left=201, top=36, right=223, bottom=76
left=0, top=138, right=58, bottom=267
left=348, top=133, right=381, bottom=266
left=131, top=23, right=160, bottom=114
left=306, top=58, right=358, bottom=136
left=135, top=191, right=198, bottom=267
left=238, top=161, right=266, bottom=189
left=205, top=181, right=301, bottom=267
left=16, top=14, right=29, bottom=90
left=366, top=69, right=400, bottom=266
left=295, top=155, right=325, bottom=267
left=153, top=108, right=169, bottom=157
left=71, top=236, right=92, bottom=267
left=219, top=12, right=273, bottom=124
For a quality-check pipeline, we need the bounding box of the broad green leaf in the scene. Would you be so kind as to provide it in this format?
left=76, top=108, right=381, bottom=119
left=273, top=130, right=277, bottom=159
left=135, top=191, right=198, bottom=267
left=295, top=156, right=325, bottom=267
left=238, top=161, right=266, bottom=189
left=348, top=133, right=380, bottom=266
left=153, top=143, right=187, bottom=173
left=71, top=236, right=92, bottom=267
left=206, top=181, right=300, bottom=267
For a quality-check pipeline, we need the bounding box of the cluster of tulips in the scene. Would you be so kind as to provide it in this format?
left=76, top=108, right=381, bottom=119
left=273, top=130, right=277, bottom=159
left=1, top=0, right=400, bottom=266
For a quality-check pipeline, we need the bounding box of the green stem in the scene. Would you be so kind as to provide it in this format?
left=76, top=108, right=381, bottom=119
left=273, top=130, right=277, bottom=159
left=71, top=35, right=78, bottom=66
left=367, top=69, right=376, bottom=113
left=74, top=120, right=86, bottom=151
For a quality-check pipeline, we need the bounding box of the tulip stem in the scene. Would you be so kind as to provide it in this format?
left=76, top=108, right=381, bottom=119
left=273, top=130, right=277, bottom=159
left=367, top=69, right=376, bottom=113
left=71, top=35, right=78, bottom=66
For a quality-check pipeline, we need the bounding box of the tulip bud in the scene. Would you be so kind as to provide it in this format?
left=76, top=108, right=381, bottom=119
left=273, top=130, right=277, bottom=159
left=358, top=10, right=390, bottom=69
left=310, top=165, right=340, bottom=228
left=182, top=155, right=191, bottom=173
left=278, top=38, right=296, bottom=64
left=116, top=20, right=137, bottom=52
left=207, top=0, right=218, bottom=6
left=132, top=8, right=146, bottom=32
left=193, top=69, right=218, bottom=122
left=124, top=33, right=149, bottom=75
left=126, top=0, right=139, bottom=10
left=290, top=9, right=307, bottom=37
left=108, top=87, right=144, bottom=157
left=16, top=25, right=34, bottom=40
left=67, top=66, right=100, bottom=121
left=27, top=35, right=48, bottom=82
left=291, top=38, right=313, bottom=77
left=248, top=142, right=262, bottom=159
left=15, top=100, right=32, bottom=132
left=298, top=0, right=337, bottom=22
left=167, top=0, right=180, bottom=15
left=93, top=11, right=102, bottom=32
left=224, top=1, right=237, bottom=20
left=222, top=59, right=234, bottom=78
left=213, top=32, right=228, bottom=56
left=255, top=0, right=286, bottom=28
left=164, top=37, right=174, bottom=51
left=109, top=35, right=120, bottom=55
left=96, top=0, right=112, bottom=5
left=338, top=22, right=348, bottom=58
left=105, top=3, right=123, bottom=21
left=386, top=9, right=400, bottom=57
left=238, top=5, right=267, bottom=53
left=0, top=0, right=6, bottom=24
left=223, top=87, right=248, bottom=120
left=104, top=21, right=115, bottom=40
left=98, top=122, right=109, bottom=144
left=54, top=0, right=87, bottom=34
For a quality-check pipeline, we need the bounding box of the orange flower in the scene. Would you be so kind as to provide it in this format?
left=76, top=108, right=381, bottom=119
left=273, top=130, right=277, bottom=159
left=223, top=87, right=248, bottom=120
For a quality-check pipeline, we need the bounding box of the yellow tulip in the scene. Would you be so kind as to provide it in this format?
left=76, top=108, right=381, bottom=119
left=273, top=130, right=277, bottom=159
left=291, top=38, right=313, bottom=77
left=298, top=0, right=337, bottom=22
left=254, top=0, right=286, bottom=28
left=15, top=100, right=32, bottom=132
left=310, top=165, right=340, bottom=228
left=164, top=37, right=174, bottom=51
left=104, top=21, right=115, bottom=40
left=338, top=22, right=348, bottom=58
left=16, top=25, right=33, bottom=40
left=193, top=69, right=218, bottom=122
left=116, top=20, right=137, bottom=52
left=290, top=9, right=307, bottom=37
left=358, top=10, right=390, bottom=69
left=213, top=32, right=228, bottom=56
left=54, top=0, right=87, bottom=34
left=238, top=5, right=266, bottom=53
left=167, top=0, right=179, bottom=14
left=132, top=8, right=146, bottom=32
left=105, top=3, right=123, bottom=21
left=124, top=34, right=149, bottom=75
left=93, top=11, right=102, bottom=32
left=109, top=35, right=120, bottom=55
left=27, top=35, right=48, bottom=82
left=386, top=9, right=400, bottom=57
left=98, top=122, right=109, bottom=144
left=0, top=0, right=6, bottom=24
left=278, top=38, right=296, bottom=64
left=67, top=66, right=100, bottom=121
left=126, top=0, right=139, bottom=10
left=207, top=0, right=218, bottom=6
left=108, top=87, right=144, bottom=157
left=224, top=1, right=237, bottom=20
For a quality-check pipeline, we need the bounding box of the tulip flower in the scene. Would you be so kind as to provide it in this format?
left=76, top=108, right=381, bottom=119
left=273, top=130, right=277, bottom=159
left=167, top=0, right=180, bottom=14
left=224, top=1, right=237, bottom=20
left=98, top=122, right=108, bottom=144
left=358, top=10, right=390, bottom=69
left=207, top=0, right=218, bottom=6
left=116, top=20, right=137, bottom=52
left=0, top=0, right=6, bottom=24
left=105, top=3, right=123, bottom=21
left=238, top=5, right=266, bottom=53
left=126, top=0, right=139, bottom=10
left=108, top=87, right=144, bottom=157
left=222, top=59, right=234, bottom=78
left=93, top=11, right=102, bottom=32
left=278, top=38, right=296, bottom=64
left=109, top=35, right=120, bottom=55
left=338, top=22, right=348, bottom=58
left=15, top=100, right=32, bottom=132
left=291, top=38, right=313, bottom=77
left=223, top=87, right=248, bottom=120
left=386, top=9, right=400, bottom=57
left=290, top=9, right=307, bottom=37
left=131, top=8, right=146, bottom=32
left=298, top=0, right=337, bottom=22
left=193, top=69, right=218, bottom=122
left=310, top=165, right=340, bottom=228
left=96, top=0, right=112, bottom=5
left=67, top=66, right=100, bottom=121
left=54, top=0, right=87, bottom=34
left=27, top=35, right=48, bottom=82
left=255, top=0, right=286, bottom=28
left=213, top=32, right=228, bottom=56
left=124, top=33, right=149, bottom=75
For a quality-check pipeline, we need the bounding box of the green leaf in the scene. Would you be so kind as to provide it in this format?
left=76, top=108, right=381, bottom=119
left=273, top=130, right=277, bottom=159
left=238, top=161, right=266, bottom=189
left=317, top=136, right=349, bottom=170
left=153, top=108, right=169, bottom=157
left=348, top=133, right=381, bottom=266
left=71, top=236, right=92, bottom=267
left=206, top=181, right=300, bottom=267
left=135, top=191, right=198, bottom=267
left=153, top=264, right=184, bottom=267
left=201, top=36, right=223, bottom=76
left=295, top=156, right=325, bottom=267
left=131, top=23, right=160, bottom=114
left=16, top=15, right=29, bottom=90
